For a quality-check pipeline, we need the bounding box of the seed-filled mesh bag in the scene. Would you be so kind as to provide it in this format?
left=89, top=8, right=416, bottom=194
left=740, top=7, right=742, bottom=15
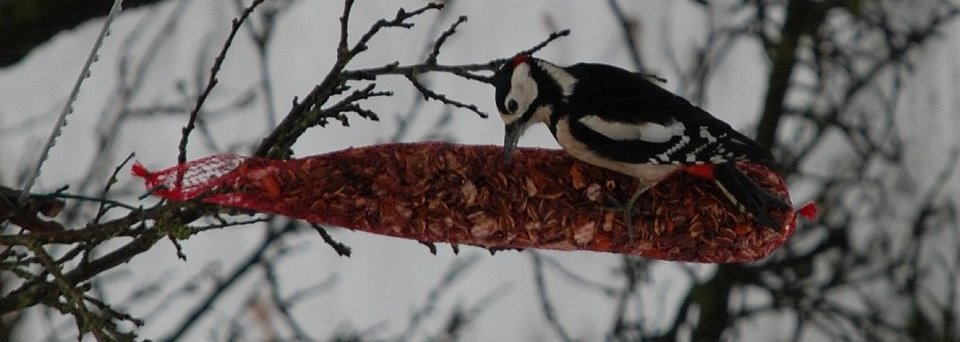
left=133, top=142, right=801, bottom=263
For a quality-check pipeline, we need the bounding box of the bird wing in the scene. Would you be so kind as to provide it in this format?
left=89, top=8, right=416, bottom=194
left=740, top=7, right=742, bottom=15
left=562, top=63, right=774, bottom=165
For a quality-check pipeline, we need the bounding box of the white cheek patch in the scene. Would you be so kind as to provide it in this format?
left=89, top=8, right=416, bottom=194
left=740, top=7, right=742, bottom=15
left=502, top=63, right=538, bottom=125
left=579, top=115, right=686, bottom=143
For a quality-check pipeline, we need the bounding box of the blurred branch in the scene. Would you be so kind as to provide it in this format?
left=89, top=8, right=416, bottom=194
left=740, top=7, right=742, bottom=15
left=606, top=0, right=644, bottom=71
left=160, top=220, right=297, bottom=342
left=234, top=0, right=295, bottom=129
left=399, top=254, right=481, bottom=341
left=531, top=252, right=574, bottom=342
left=69, top=0, right=191, bottom=201
left=657, top=1, right=960, bottom=340
left=261, top=257, right=337, bottom=342
left=429, top=283, right=511, bottom=341
left=755, top=0, right=823, bottom=149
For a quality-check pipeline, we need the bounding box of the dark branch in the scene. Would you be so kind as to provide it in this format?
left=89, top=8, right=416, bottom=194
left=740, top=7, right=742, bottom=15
left=426, top=16, right=468, bottom=65
left=159, top=221, right=296, bottom=341
left=178, top=0, right=267, bottom=164
left=530, top=252, right=574, bottom=342
left=405, top=74, right=489, bottom=118
left=311, top=224, right=352, bottom=257
left=606, top=0, right=644, bottom=71
left=518, top=29, right=571, bottom=59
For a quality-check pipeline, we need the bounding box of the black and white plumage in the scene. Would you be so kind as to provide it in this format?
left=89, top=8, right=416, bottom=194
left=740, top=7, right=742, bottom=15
left=492, top=55, right=788, bottom=229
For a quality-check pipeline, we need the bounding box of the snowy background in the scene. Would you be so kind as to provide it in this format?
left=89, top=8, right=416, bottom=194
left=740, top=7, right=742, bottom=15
left=2, top=0, right=959, bottom=341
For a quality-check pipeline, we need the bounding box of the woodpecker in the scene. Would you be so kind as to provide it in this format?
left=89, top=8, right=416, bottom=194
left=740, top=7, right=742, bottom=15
left=492, top=55, right=789, bottom=233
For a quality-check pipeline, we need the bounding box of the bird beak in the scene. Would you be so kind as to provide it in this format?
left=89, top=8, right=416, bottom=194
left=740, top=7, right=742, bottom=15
left=503, top=122, right=523, bottom=162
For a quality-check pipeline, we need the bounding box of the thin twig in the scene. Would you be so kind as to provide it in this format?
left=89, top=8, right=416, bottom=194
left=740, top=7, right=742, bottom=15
left=400, top=254, right=482, bottom=341
left=160, top=221, right=297, bottom=341
left=94, top=152, right=138, bottom=222
left=607, top=0, right=644, bottom=71
left=52, top=193, right=139, bottom=212
left=178, top=0, right=267, bottom=164
left=531, top=252, right=575, bottom=342
left=518, top=29, right=571, bottom=59
left=262, top=256, right=318, bottom=341
left=311, top=224, right=351, bottom=257
left=426, top=16, right=468, bottom=65
left=349, top=3, right=446, bottom=59
left=405, top=74, right=489, bottom=118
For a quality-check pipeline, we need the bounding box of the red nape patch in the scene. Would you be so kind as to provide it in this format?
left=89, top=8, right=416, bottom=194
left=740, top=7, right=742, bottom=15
left=798, top=202, right=818, bottom=220
left=511, top=54, right=530, bottom=67
left=684, top=164, right=715, bottom=180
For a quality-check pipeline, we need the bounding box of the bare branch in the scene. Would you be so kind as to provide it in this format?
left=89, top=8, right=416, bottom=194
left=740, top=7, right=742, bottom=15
left=349, top=3, right=445, bottom=59
left=400, top=254, right=481, bottom=341
left=159, top=221, right=297, bottom=341
left=179, top=0, right=267, bottom=164
left=405, top=74, right=489, bottom=118
left=607, top=0, right=644, bottom=71
left=517, top=29, right=571, bottom=59
left=531, top=252, right=575, bottom=342
left=311, top=224, right=351, bottom=257
left=426, top=16, right=468, bottom=65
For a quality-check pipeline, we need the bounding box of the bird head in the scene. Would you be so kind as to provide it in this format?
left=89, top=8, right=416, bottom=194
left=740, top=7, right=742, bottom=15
left=493, top=54, right=574, bottom=161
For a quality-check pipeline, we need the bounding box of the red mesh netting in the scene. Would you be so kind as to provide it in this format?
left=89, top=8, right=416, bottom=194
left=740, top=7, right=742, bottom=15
left=133, top=142, right=798, bottom=263
left=132, top=154, right=245, bottom=201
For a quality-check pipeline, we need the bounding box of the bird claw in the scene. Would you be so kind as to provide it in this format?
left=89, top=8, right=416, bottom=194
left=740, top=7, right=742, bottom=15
left=599, top=193, right=625, bottom=211
left=600, top=188, right=647, bottom=244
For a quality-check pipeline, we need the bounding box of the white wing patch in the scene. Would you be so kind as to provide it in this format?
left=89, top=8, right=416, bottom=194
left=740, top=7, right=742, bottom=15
left=579, top=115, right=685, bottom=143
left=555, top=118, right=678, bottom=184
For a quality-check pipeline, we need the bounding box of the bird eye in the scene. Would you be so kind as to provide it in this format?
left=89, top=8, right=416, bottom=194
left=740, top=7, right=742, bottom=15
left=507, top=99, right=519, bottom=113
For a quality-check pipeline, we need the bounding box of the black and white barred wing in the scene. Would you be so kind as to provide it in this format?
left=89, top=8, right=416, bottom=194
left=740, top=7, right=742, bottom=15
left=569, top=112, right=773, bottom=166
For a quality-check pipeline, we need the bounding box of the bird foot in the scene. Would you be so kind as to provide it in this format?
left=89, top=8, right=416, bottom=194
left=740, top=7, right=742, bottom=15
left=600, top=188, right=647, bottom=244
